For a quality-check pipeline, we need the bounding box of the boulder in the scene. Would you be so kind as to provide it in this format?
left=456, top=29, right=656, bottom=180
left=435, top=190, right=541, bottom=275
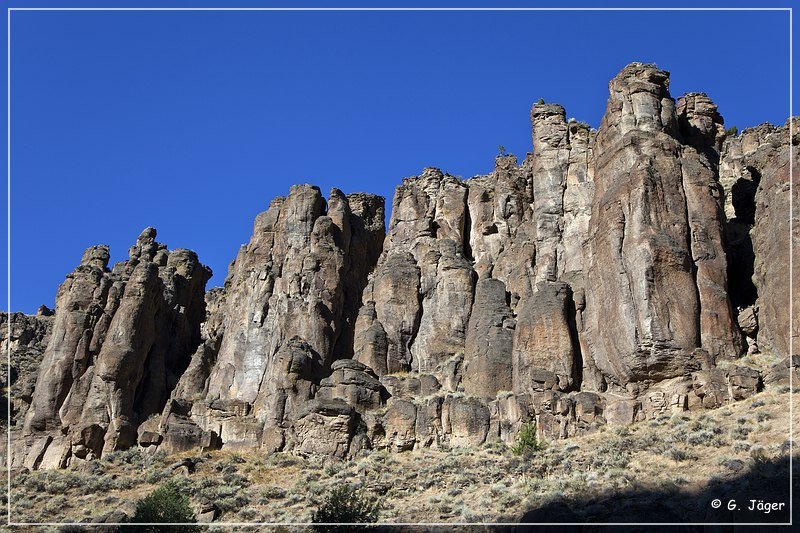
left=292, top=399, right=361, bottom=459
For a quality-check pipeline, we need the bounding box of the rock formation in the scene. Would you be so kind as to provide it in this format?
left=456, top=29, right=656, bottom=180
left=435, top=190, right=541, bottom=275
left=14, top=229, right=211, bottom=468
left=6, top=62, right=797, bottom=468
left=153, top=186, right=386, bottom=457
left=1, top=309, right=53, bottom=428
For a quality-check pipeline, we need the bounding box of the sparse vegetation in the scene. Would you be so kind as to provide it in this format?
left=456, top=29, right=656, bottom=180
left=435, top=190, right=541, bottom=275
left=6, top=384, right=795, bottom=524
left=725, top=125, right=739, bottom=137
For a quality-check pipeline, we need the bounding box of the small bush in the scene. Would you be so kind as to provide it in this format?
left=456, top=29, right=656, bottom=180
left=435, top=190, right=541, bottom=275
left=311, top=485, right=381, bottom=532
left=511, top=421, right=543, bottom=456
left=261, top=486, right=287, bottom=500
left=130, top=481, right=199, bottom=532
left=731, top=424, right=754, bottom=439
left=667, top=448, right=692, bottom=462
left=725, top=125, right=738, bottom=137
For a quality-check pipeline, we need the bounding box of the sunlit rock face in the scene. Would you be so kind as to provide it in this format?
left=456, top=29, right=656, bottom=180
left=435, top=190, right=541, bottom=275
left=10, top=62, right=797, bottom=468
left=17, top=228, right=211, bottom=468
left=582, top=64, right=744, bottom=394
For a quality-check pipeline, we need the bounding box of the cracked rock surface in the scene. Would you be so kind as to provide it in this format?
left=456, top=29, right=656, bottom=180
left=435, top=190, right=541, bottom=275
left=7, top=62, right=797, bottom=467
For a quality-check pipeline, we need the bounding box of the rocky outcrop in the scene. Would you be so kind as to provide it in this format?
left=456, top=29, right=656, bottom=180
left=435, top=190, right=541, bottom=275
left=529, top=103, right=570, bottom=284
left=677, top=93, right=745, bottom=361
left=466, top=155, right=535, bottom=302
left=355, top=170, right=473, bottom=378
left=157, top=185, right=386, bottom=455
left=10, top=62, right=796, bottom=468
left=462, top=278, right=515, bottom=399
left=16, top=229, right=211, bottom=468
left=1, top=310, right=53, bottom=428
left=582, top=64, right=743, bottom=394
left=748, top=121, right=798, bottom=357
left=512, top=281, right=577, bottom=394
left=719, top=118, right=798, bottom=357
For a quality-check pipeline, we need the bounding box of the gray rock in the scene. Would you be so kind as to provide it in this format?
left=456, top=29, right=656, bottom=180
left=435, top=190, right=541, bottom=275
left=292, top=399, right=360, bottom=459
left=11, top=62, right=797, bottom=467
left=20, top=228, right=211, bottom=467
left=1, top=312, right=53, bottom=428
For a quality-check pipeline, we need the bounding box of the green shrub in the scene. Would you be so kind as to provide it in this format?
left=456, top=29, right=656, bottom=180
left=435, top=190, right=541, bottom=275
left=311, top=485, right=381, bottom=532
left=130, top=481, right=199, bottom=532
left=725, top=125, right=738, bottom=137
left=511, top=421, right=542, bottom=456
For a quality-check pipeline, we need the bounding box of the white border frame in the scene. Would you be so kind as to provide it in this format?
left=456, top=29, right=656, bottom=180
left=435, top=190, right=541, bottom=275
left=4, top=5, right=794, bottom=528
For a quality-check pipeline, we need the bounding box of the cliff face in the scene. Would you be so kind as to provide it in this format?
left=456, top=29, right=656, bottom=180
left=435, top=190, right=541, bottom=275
left=14, top=230, right=211, bottom=469
left=8, top=63, right=797, bottom=468
left=153, top=186, right=386, bottom=457
left=1, top=308, right=53, bottom=428
left=583, top=67, right=743, bottom=394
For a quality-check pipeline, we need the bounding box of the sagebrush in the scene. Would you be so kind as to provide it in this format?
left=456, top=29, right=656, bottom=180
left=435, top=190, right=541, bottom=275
left=130, top=480, right=199, bottom=532
left=312, top=484, right=381, bottom=532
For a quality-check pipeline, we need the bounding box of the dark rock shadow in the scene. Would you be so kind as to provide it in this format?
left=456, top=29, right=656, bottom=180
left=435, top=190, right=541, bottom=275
left=515, top=453, right=796, bottom=532
left=726, top=169, right=761, bottom=310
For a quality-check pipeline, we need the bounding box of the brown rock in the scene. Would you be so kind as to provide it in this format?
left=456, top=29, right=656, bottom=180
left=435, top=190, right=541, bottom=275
left=462, top=278, right=515, bottom=399
left=21, top=228, right=211, bottom=467
left=737, top=306, right=758, bottom=337
left=764, top=355, right=800, bottom=386
left=443, top=395, right=490, bottom=448
left=583, top=64, right=741, bottom=389
left=513, top=281, right=577, bottom=393
left=383, top=399, right=417, bottom=452
left=677, top=93, right=745, bottom=361
left=749, top=120, right=799, bottom=356
left=292, top=399, right=360, bottom=459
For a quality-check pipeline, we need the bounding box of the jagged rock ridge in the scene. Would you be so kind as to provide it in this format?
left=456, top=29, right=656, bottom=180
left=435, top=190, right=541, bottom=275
left=7, top=63, right=798, bottom=468
left=14, top=230, right=211, bottom=468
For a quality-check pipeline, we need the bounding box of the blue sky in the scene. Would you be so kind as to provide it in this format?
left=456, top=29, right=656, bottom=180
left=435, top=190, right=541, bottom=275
left=2, top=1, right=796, bottom=313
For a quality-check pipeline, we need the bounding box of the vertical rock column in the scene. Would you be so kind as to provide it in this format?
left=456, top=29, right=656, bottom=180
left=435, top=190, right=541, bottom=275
left=172, top=185, right=385, bottom=452
left=529, top=103, right=570, bottom=284
left=355, top=169, right=474, bottom=378
left=559, top=121, right=596, bottom=279
left=510, top=106, right=586, bottom=395
left=677, top=93, right=745, bottom=361
left=583, top=63, right=702, bottom=389
left=462, top=278, right=515, bottom=398
left=750, top=119, right=799, bottom=356
left=21, top=229, right=211, bottom=468
left=466, top=155, right=536, bottom=303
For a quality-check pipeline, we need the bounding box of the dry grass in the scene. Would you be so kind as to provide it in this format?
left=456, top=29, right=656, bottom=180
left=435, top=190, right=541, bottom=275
left=5, top=383, right=798, bottom=527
